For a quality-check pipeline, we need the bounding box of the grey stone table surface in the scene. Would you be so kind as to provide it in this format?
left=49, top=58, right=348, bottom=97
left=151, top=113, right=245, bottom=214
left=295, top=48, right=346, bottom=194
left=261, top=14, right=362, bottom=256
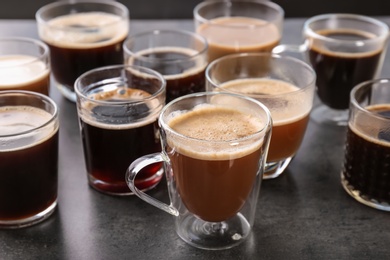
left=0, top=18, right=390, bottom=260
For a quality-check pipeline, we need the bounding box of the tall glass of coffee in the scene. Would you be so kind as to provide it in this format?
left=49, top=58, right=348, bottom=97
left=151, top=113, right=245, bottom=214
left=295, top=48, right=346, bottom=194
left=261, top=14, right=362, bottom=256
left=0, top=37, right=50, bottom=95
left=274, top=14, right=389, bottom=126
left=0, top=91, right=59, bottom=228
left=194, top=0, right=284, bottom=62
left=36, top=0, right=129, bottom=102
left=127, top=92, right=272, bottom=250
left=75, top=65, right=166, bottom=195
left=123, top=29, right=208, bottom=103
left=341, top=78, right=390, bottom=211
left=206, top=53, right=315, bottom=179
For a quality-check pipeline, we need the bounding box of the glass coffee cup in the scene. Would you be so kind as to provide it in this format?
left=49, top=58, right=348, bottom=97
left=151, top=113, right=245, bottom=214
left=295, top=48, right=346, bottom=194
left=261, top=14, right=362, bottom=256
left=126, top=92, right=272, bottom=250
left=206, top=53, right=315, bottom=179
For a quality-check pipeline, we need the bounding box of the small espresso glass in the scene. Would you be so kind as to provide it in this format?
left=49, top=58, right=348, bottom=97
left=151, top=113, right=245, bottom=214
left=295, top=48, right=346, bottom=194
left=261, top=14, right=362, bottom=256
left=36, top=0, right=129, bottom=102
left=126, top=92, right=272, bottom=250
left=75, top=65, right=166, bottom=195
left=0, top=37, right=50, bottom=95
left=194, top=0, right=284, bottom=62
left=0, top=91, right=59, bottom=228
left=273, top=14, right=389, bottom=126
left=341, top=78, right=390, bottom=211
left=123, top=29, right=208, bottom=103
left=206, top=53, right=315, bottom=179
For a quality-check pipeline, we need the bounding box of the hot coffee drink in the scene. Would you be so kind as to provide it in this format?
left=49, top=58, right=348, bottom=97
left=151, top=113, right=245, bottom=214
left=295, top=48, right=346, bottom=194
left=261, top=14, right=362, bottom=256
left=0, top=106, right=58, bottom=221
left=219, top=78, right=310, bottom=163
left=0, top=55, right=50, bottom=95
left=128, top=47, right=206, bottom=103
left=79, top=87, right=161, bottom=194
left=308, top=29, right=384, bottom=110
left=39, top=12, right=128, bottom=95
left=197, top=17, right=281, bottom=61
left=167, top=104, right=265, bottom=222
left=342, top=104, right=390, bottom=204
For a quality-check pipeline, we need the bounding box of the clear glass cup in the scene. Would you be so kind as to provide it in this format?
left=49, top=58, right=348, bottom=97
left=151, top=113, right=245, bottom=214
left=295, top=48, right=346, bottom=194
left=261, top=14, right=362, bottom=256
left=206, top=53, right=315, bottom=179
left=273, top=14, right=389, bottom=126
left=194, top=0, right=284, bottom=62
left=0, top=91, right=59, bottom=228
left=126, top=92, right=272, bottom=250
left=0, top=37, right=50, bottom=95
left=36, top=0, right=129, bottom=102
left=123, top=29, right=208, bottom=103
left=341, top=78, right=390, bottom=211
left=75, top=65, right=166, bottom=196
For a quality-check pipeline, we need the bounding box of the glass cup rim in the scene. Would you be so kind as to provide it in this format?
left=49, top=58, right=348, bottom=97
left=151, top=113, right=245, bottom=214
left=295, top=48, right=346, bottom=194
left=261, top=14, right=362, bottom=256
left=206, top=52, right=316, bottom=98
left=35, top=0, right=129, bottom=29
left=193, top=0, right=284, bottom=28
left=123, top=29, right=209, bottom=64
left=0, top=36, right=49, bottom=68
left=159, top=91, right=272, bottom=144
left=351, top=78, right=390, bottom=122
left=74, top=64, right=166, bottom=105
left=303, top=13, right=390, bottom=44
left=0, top=90, right=58, bottom=138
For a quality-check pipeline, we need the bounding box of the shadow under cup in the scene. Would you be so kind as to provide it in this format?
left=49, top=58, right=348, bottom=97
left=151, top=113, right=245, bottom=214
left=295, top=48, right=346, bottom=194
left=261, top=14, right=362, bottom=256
left=75, top=65, right=166, bottom=196
left=206, top=53, right=316, bottom=179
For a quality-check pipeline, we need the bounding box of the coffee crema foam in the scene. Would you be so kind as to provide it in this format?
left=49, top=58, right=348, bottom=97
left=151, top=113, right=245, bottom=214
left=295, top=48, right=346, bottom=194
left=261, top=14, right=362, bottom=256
left=80, top=87, right=160, bottom=130
left=127, top=46, right=207, bottom=79
left=40, top=12, right=128, bottom=48
left=218, top=78, right=311, bottom=125
left=167, top=104, right=266, bottom=160
left=0, top=106, right=57, bottom=151
left=0, top=55, right=49, bottom=87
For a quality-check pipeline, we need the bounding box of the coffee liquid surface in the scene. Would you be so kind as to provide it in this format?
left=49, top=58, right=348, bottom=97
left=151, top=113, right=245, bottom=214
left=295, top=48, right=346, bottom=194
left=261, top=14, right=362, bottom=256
left=167, top=105, right=265, bottom=222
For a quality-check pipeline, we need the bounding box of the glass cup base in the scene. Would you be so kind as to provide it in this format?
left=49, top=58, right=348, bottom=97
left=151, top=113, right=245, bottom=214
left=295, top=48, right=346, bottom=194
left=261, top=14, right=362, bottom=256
left=0, top=200, right=57, bottom=229
left=341, top=174, right=390, bottom=211
left=176, top=212, right=251, bottom=250
left=264, top=157, right=292, bottom=179
left=311, top=105, right=349, bottom=126
left=88, top=168, right=164, bottom=196
left=56, top=83, right=76, bottom=102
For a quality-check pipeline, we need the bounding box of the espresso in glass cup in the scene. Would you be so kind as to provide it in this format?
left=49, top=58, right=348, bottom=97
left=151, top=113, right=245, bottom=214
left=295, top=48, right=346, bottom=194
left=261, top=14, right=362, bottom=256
left=75, top=65, right=166, bottom=195
left=124, top=29, right=208, bottom=103
left=0, top=91, right=59, bottom=228
left=127, top=92, right=272, bottom=250
left=207, top=53, right=315, bottom=179
left=36, top=0, right=129, bottom=102
left=0, top=37, right=50, bottom=95
left=194, top=0, right=284, bottom=62
left=341, top=78, right=390, bottom=211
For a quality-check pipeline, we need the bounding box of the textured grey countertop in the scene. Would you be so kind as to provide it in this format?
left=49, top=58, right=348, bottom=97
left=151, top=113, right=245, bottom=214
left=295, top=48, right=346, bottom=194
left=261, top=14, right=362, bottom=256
left=0, top=18, right=389, bottom=260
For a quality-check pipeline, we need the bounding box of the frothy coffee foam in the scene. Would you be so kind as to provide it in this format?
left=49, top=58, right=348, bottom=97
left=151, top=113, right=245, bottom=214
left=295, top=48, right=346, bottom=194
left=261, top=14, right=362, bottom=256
left=0, top=55, right=49, bottom=87
left=40, top=12, right=128, bottom=48
left=219, top=78, right=311, bottom=125
left=0, top=106, right=57, bottom=151
left=167, top=104, right=266, bottom=160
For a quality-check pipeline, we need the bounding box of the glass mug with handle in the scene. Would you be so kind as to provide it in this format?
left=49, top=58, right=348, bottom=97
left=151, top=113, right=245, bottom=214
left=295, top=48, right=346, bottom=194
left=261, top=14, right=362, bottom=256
left=273, top=13, right=389, bottom=126
left=126, top=92, right=272, bottom=250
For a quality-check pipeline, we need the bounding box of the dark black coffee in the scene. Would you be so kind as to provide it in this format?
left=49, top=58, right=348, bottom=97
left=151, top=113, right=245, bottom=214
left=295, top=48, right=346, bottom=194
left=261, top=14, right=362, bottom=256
left=308, top=29, right=383, bottom=109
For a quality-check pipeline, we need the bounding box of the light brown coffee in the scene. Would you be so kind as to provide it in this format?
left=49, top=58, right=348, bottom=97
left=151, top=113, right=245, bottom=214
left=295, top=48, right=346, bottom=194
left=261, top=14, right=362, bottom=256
left=167, top=104, right=266, bottom=222
left=197, top=17, right=280, bottom=61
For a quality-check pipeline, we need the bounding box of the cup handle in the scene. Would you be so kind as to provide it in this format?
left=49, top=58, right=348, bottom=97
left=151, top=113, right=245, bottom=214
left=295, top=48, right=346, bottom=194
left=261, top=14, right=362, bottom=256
left=126, top=153, right=179, bottom=216
left=272, top=43, right=307, bottom=55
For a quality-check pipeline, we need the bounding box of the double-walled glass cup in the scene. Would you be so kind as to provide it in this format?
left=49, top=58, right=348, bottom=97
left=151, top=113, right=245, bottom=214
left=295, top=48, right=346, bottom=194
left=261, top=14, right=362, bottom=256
left=0, top=91, right=59, bottom=228
left=127, top=92, right=272, bottom=250
left=0, top=37, right=50, bottom=95
left=274, top=14, right=389, bottom=126
left=341, top=78, right=390, bottom=211
left=207, top=53, right=315, bottom=179
left=123, top=29, right=208, bottom=103
left=75, top=65, right=166, bottom=195
left=36, top=0, right=129, bottom=102
left=194, top=0, right=284, bottom=62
